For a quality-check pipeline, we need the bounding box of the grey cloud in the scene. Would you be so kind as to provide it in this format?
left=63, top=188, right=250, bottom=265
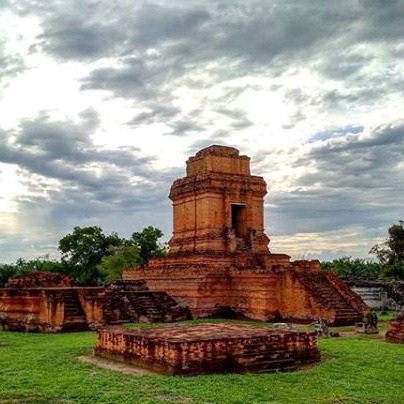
left=27, top=2, right=353, bottom=80
left=0, top=113, right=165, bottom=207
left=36, top=19, right=123, bottom=60
left=214, top=107, right=253, bottom=130
left=0, top=40, right=25, bottom=84
left=165, top=120, right=205, bottom=137
left=129, top=104, right=181, bottom=126
left=231, top=119, right=253, bottom=130
left=79, top=108, right=101, bottom=131
left=358, top=0, right=404, bottom=41
left=266, top=122, right=404, bottom=237
left=0, top=109, right=179, bottom=262
left=0, top=1, right=10, bottom=10
left=21, top=0, right=126, bottom=60
left=81, top=52, right=188, bottom=100
left=318, top=52, right=374, bottom=80
left=18, top=1, right=404, bottom=75
left=282, top=111, right=306, bottom=130
left=17, top=0, right=404, bottom=130
left=132, top=3, right=210, bottom=46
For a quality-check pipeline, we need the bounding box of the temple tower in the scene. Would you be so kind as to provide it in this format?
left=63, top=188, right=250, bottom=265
left=168, top=145, right=270, bottom=255
left=123, top=144, right=368, bottom=325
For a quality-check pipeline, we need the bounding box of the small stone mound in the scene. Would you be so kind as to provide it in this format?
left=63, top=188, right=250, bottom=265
left=5, top=271, right=74, bottom=288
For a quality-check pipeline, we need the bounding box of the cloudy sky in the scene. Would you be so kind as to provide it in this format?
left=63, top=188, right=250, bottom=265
left=0, top=0, right=403, bottom=263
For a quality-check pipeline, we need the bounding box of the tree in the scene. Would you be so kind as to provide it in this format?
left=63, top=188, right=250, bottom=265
left=0, top=257, right=65, bottom=287
left=131, top=226, right=167, bottom=265
left=321, top=256, right=382, bottom=279
left=370, top=222, right=404, bottom=280
left=0, top=264, right=18, bottom=288
left=0, top=225, right=167, bottom=287
left=98, top=245, right=142, bottom=284
left=58, top=226, right=123, bottom=285
left=98, top=226, right=167, bottom=284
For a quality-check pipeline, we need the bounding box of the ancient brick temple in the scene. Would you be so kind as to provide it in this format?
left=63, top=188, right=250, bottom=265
left=123, top=145, right=368, bottom=325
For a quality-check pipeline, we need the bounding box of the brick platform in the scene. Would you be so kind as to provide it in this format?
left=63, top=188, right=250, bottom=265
left=95, top=323, right=320, bottom=375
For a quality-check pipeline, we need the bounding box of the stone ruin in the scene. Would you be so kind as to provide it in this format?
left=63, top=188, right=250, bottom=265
left=0, top=274, right=187, bottom=332
left=356, top=311, right=379, bottom=335
left=0, top=272, right=104, bottom=332
left=103, top=280, right=189, bottom=324
left=344, top=278, right=404, bottom=310
left=123, top=145, right=369, bottom=325
left=386, top=310, right=404, bottom=344
left=6, top=271, right=75, bottom=288
left=95, top=323, right=320, bottom=375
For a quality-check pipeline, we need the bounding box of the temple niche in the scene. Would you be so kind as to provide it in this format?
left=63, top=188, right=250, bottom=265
left=123, top=145, right=368, bottom=325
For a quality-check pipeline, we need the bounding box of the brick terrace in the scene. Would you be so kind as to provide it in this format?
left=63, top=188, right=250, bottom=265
left=95, top=323, right=320, bottom=375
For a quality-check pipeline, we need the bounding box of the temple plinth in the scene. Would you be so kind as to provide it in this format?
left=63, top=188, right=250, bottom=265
left=123, top=145, right=369, bottom=325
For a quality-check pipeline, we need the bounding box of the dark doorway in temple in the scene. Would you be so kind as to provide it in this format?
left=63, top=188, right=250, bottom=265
left=231, top=204, right=247, bottom=238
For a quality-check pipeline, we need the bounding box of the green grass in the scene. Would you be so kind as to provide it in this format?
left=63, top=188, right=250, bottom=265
left=0, top=320, right=403, bottom=403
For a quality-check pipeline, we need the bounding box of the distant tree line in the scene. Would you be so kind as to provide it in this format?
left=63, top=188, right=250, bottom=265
left=321, top=222, right=404, bottom=280
left=1, top=222, right=403, bottom=287
left=0, top=226, right=167, bottom=287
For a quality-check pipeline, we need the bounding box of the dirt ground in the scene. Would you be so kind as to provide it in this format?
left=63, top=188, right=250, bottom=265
left=77, top=355, right=161, bottom=376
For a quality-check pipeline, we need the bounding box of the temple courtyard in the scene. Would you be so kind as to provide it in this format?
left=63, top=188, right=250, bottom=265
left=0, top=316, right=403, bottom=403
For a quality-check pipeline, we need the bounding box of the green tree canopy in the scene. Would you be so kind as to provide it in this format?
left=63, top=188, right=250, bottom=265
left=98, top=245, right=142, bottom=284
left=58, top=226, right=123, bottom=285
left=370, top=222, right=404, bottom=279
left=321, top=256, right=382, bottom=279
left=98, top=226, right=167, bottom=284
left=0, top=257, right=65, bottom=287
left=0, top=225, right=167, bottom=287
left=131, top=226, right=167, bottom=265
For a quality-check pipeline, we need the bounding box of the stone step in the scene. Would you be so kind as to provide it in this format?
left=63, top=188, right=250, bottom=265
left=64, top=315, right=86, bottom=322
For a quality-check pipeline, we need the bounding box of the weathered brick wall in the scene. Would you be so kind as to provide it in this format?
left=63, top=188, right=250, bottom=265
left=386, top=312, right=404, bottom=343
left=124, top=256, right=233, bottom=318
left=5, top=272, right=74, bottom=288
left=0, top=290, right=42, bottom=331
left=123, top=254, right=366, bottom=325
left=0, top=287, right=104, bottom=332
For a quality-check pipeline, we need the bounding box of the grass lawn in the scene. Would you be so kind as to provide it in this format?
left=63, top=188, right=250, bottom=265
left=0, top=318, right=403, bottom=403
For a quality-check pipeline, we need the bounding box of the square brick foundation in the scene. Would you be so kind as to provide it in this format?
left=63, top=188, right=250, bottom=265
left=95, top=323, right=320, bottom=375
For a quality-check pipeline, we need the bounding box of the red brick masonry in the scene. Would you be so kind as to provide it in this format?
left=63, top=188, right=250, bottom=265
left=95, top=323, right=320, bottom=375
left=386, top=313, right=404, bottom=344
